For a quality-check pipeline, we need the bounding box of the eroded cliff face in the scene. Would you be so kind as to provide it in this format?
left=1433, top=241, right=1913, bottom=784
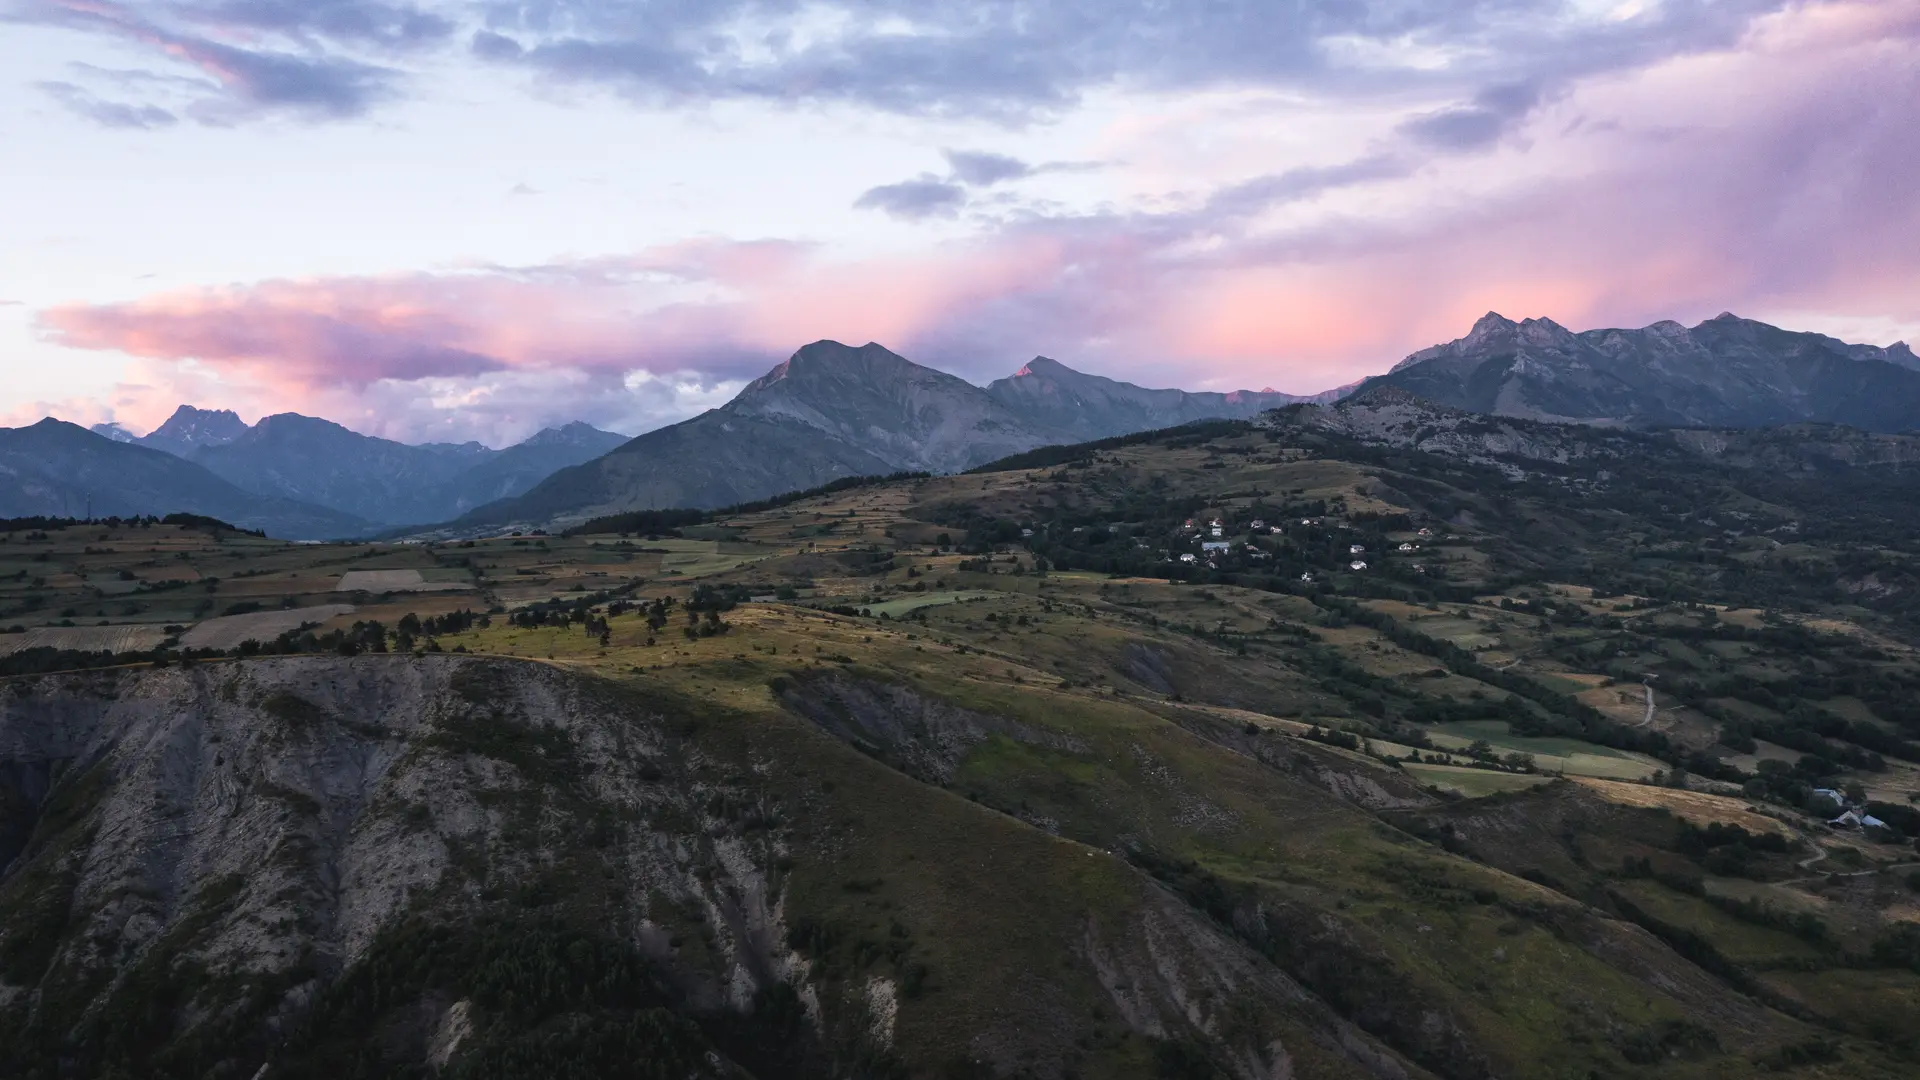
left=0, top=657, right=815, bottom=1077
left=0, top=657, right=1428, bottom=1080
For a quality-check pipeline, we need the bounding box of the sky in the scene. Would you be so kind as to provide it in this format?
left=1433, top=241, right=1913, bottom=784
left=2, top=0, right=1916, bottom=447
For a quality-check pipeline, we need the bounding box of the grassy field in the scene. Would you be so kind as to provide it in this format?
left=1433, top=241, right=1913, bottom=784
left=1402, top=762, right=1559, bottom=796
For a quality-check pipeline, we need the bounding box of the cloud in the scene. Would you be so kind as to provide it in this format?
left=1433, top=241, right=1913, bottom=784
left=464, top=0, right=1796, bottom=121
left=944, top=150, right=1032, bottom=186
left=1399, top=81, right=1545, bottom=149
left=193, top=0, right=455, bottom=49
left=21, top=0, right=1801, bottom=128
left=18, top=0, right=423, bottom=121
left=852, top=177, right=969, bottom=220
left=38, top=80, right=178, bottom=128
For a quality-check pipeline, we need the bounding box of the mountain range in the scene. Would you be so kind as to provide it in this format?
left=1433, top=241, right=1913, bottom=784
left=0, top=419, right=371, bottom=538
left=1367, top=311, right=1920, bottom=429
left=19, top=311, right=1920, bottom=537
left=451, top=342, right=1341, bottom=531
left=54, top=409, right=630, bottom=535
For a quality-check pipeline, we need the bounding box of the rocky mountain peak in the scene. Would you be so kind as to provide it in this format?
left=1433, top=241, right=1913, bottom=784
left=520, top=420, right=620, bottom=447
left=147, top=404, right=248, bottom=449
left=1467, top=311, right=1518, bottom=338
left=1009, top=355, right=1078, bottom=380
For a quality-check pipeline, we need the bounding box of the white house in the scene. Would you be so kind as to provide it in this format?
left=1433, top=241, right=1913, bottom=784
left=1417, top=528, right=1434, bottom=538
left=1349, top=544, right=1365, bottom=554
left=1300, top=572, right=1314, bottom=582
left=1249, top=519, right=1265, bottom=530
left=1398, top=542, right=1416, bottom=552
left=1178, top=553, right=1197, bottom=563
left=1350, top=560, right=1368, bottom=571
left=1210, top=525, right=1224, bottom=538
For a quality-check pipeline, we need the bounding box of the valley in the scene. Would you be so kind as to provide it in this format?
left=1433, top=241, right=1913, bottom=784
left=6, top=403, right=1920, bottom=1077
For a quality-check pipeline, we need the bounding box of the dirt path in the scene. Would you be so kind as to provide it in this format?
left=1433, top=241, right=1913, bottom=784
left=1778, top=828, right=1920, bottom=884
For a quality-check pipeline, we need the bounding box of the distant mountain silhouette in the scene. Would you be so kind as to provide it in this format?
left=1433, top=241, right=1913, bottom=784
left=0, top=419, right=372, bottom=538
left=114, top=410, right=629, bottom=526
left=1367, top=312, right=1920, bottom=431
left=985, top=356, right=1350, bottom=443
left=452, top=341, right=1365, bottom=531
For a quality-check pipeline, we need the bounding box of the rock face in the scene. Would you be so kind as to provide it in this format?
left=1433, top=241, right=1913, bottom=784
left=1369, top=312, right=1920, bottom=431
left=1267, top=385, right=1920, bottom=502
left=0, top=657, right=810, bottom=1077
left=137, top=406, right=250, bottom=457
left=985, top=356, right=1350, bottom=444
left=0, top=418, right=373, bottom=538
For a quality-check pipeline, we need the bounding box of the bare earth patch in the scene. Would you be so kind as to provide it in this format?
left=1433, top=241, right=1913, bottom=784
left=335, top=570, right=471, bottom=593
left=180, top=605, right=356, bottom=650
left=0, top=625, right=170, bottom=657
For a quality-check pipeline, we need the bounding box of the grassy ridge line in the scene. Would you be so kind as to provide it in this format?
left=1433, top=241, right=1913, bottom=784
left=965, top=419, right=1252, bottom=474
left=561, top=471, right=932, bottom=538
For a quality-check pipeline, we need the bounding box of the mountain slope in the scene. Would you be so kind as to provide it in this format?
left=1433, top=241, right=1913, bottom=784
left=730, top=340, right=1050, bottom=471
left=1369, top=312, right=1920, bottom=430
left=460, top=341, right=1055, bottom=529
left=406, top=421, right=631, bottom=521
left=0, top=418, right=372, bottom=539
left=987, top=356, right=1347, bottom=442
left=0, top=656, right=1427, bottom=1080
left=459, top=341, right=1361, bottom=532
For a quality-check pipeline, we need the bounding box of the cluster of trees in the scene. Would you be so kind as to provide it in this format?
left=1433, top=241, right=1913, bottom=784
left=0, top=512, right=256, bottom=536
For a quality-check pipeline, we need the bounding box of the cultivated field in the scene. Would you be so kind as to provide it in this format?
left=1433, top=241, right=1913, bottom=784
left=0, top=624, right=169, bottom=657
left=335, top=569, right=472, bottom=592
left=180, top=604, right=356, bottom=650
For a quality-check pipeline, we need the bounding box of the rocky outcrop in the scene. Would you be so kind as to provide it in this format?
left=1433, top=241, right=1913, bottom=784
left=775, top=670, right=1087, bottom=785
left=0, top=656, right=811, bottom=1077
